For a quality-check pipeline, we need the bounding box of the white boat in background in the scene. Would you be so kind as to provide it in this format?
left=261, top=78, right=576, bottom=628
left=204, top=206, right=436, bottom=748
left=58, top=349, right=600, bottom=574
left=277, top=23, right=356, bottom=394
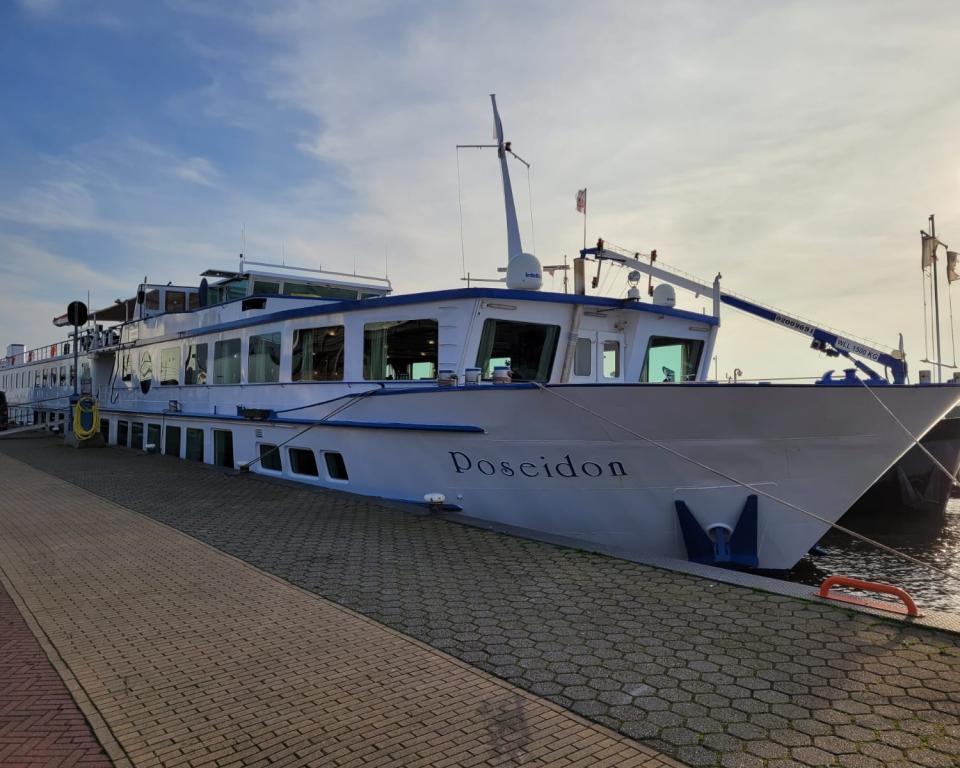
left=2, top=95, right=959, bottom=571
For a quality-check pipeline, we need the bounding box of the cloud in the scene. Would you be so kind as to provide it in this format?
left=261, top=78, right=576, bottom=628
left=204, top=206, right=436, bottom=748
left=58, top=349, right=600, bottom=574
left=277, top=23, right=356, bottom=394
left=173, top=156, right=220, bottom=187
left=17, top=0, right=60, bottom=14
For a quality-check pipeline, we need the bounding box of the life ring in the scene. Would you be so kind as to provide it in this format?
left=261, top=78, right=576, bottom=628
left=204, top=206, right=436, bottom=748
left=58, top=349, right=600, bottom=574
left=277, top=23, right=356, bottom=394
left=73, top=396, right=99, bottom=440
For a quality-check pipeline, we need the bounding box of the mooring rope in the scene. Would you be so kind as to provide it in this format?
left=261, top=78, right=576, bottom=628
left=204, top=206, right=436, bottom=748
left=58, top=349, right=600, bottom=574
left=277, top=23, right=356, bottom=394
left=241, top=387, right=378, bottom=471
left=534, top=382, right=959, bottom=585
left=856, top=378, right=959, bottom=490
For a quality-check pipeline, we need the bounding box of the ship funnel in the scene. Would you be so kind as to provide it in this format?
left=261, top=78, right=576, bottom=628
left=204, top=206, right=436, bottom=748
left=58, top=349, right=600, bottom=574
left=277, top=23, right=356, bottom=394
left=491, top=94, right=541, bottom=291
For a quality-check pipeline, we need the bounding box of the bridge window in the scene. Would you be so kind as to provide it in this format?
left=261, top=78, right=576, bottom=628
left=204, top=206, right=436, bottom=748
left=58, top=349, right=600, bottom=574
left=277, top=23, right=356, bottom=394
left=184, top=343, right=208, bottom=385
left=475, top=319, right=560, bottom=382
left=121, top=351, right=133, bottom=382
left=145, top=289, right=160, bottom=311
left=640, top=337, right=704, bottom=383
left=213, top=339, right=241, bottom=384
left=248, top=332, right=281, bottom=383
left=165, top=291, right=186, bottom=313
left=292, top=326, right=344, bottom=381
left=364, top=320, right=437, bottom=381
left=574, top=338, right=592, bottom=377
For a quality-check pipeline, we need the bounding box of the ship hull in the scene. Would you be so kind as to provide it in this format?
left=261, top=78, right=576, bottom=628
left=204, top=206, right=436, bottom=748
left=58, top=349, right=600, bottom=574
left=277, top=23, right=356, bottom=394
left=99, top=382, right=960, bottom=570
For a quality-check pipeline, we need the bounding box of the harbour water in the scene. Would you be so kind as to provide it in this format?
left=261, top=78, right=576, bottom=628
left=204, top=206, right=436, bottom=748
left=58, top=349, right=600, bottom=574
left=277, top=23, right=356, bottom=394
left=790, top=500, right=960, bottom=613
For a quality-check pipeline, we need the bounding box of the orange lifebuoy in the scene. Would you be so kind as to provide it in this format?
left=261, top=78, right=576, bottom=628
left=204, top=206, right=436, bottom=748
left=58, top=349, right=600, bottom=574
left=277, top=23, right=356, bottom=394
left=51, top=344, right=57, bottom=357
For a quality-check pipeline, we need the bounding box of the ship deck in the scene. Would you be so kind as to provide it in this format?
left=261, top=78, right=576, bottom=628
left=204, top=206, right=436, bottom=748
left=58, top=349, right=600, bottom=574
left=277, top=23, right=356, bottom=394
left=1, top=433, right=958, bottom=768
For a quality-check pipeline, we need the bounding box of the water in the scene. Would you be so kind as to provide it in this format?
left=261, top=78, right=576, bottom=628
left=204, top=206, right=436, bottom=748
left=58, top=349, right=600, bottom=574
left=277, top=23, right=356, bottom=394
left=789, top=500, right=960, bottom=614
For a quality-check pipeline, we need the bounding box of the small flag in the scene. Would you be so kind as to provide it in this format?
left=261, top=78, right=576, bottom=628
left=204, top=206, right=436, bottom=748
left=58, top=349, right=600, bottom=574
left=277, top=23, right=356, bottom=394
left=576, top=188, right=586, bottom=214
left=949, top=251, right=960, bottom=283
left=922, top=233, right=939, bottom=269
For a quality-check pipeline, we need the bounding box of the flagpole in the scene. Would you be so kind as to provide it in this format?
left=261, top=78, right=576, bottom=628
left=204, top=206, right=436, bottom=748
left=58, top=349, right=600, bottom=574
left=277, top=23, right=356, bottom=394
left=582, top=187, right=587, bottom=251
left=932, top=214, right=942, bottom=383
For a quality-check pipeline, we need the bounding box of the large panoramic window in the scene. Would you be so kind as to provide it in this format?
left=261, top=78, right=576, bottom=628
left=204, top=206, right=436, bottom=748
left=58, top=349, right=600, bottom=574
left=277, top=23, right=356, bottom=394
left=640, top=337, right=704, bottom=383
left=363, top=320, right=437, bottom=380
left=292, top=326, right=344, bottom=381
left=160, top=347, right=180, bottom=385
left=213, top=339, right=241, bottom=384
left=184, top=343, right=208, bottom=385
left=247, top=332, right=281, bottom=383
left=475, top=319, right=560, bottom=382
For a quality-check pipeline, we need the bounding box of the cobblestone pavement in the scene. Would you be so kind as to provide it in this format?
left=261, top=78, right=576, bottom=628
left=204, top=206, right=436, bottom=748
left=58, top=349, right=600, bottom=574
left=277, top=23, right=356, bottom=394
left=0, top=450, right=679, bottom=768
left=0, top=579, right=113, bottom=768
left=3, top=436, right=960, bottom=768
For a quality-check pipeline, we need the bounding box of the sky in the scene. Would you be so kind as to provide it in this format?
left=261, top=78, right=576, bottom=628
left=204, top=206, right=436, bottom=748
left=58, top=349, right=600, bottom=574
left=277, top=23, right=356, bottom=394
left=2, top=0, right=959, bottom=381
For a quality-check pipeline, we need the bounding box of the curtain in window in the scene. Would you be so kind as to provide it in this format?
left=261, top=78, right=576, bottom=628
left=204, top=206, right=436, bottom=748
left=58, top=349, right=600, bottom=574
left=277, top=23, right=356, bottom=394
left=364, top=326, right=388, bottom=379
left=475, top=320, right=498, bottom=377
left=535, top=325, right=560, bottom=382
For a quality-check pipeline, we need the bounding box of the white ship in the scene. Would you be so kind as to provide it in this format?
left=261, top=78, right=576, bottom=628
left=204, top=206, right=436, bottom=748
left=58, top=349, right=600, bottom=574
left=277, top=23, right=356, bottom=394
left=2, top=96, right=958, bottom=570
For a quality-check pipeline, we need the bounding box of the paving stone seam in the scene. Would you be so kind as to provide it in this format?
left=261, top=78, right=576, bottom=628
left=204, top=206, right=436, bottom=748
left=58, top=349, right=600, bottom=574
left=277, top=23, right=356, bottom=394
left=0, top=560, right=130, bottom=768
left=0, top=451, right=688, bottom=768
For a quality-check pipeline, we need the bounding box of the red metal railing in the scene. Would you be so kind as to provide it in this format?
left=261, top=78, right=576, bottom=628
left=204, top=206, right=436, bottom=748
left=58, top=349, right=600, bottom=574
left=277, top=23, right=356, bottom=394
left=818, top=576, right=920, bottom=617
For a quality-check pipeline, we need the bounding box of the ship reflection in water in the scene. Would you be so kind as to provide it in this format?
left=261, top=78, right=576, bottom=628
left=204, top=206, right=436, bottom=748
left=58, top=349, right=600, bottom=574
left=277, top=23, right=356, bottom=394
left=790, top=501, right=960, bottom=614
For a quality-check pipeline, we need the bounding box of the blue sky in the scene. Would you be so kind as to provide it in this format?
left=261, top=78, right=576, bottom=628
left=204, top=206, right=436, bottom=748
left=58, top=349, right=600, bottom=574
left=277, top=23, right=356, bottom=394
left=2, top=1, right=960, bottom=379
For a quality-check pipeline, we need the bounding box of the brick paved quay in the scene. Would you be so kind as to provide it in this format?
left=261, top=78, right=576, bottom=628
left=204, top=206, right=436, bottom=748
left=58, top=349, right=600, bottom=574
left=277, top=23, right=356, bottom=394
left=2, top=436, right=960, bottom=767
left=0, top=580, right=113, bottom=768
left=0, top=445, right=678, bottom=768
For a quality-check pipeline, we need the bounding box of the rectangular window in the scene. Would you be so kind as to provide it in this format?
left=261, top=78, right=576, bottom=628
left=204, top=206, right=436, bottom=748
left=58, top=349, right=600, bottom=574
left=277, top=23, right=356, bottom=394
left=253, top=280, right=280, bottom=295
left=640, top=337, right=705, bottom=383
left=121, top=351, right=133, bottom=382
left=259, top=443, right=282, bottom=472
left=574, top=338, right=592, bottom=377
left=188, top=292, right=200, bottom=310
left=131, top=422, right=143, bottom=450
left=213, top=339, right=241, bottom=384
left=363, top=320, right=438, bottom=380
left=283, top=282, right=357, bottom=300
left=184, top=343, right=208, bottom=385
left=292, top=326, right=344, bottom=381
left=117, top=420, right=128, bottom=446
left=475, top=319, right=561, bottom=382
left=289, top=447, right=319, bottom=476
left=160, top=347, right=181, bottom=385
left=602, top=340, right=621, bottom=379
left=213, top=429, right=234, bottom=468
left=185, top=428, right=204, bottom=461
left=42, top=369, right=48, bottom=387
left=60, top=365, right=67, bottom=386
left=146, top=423, right=161, bottom=453
left=165, top=290, right=186, bottom=313
left=248, top=332, right=280, bottom=383
left=164, top=425, right=181, bottom=457
left=145, top=289, right=160, bottom=310
left=324, top=452, right=349, bottom=481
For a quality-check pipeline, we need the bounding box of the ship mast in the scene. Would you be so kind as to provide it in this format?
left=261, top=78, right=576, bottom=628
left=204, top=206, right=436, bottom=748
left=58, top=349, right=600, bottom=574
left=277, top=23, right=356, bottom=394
left=491, top=94, right=523, bottom=262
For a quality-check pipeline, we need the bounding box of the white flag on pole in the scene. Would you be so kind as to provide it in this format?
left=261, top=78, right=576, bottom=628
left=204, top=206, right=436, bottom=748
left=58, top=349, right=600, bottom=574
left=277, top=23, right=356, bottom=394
left=922, top=233, right=939, bottom=269
left=948, top=251, right=960, bottom=283
left=576, top=188, right=586, bottom=214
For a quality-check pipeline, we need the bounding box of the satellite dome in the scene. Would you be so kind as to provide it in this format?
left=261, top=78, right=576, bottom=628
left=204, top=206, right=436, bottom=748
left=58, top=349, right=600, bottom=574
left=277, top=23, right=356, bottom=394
left=506, top=252, right=542, bottom=291
left=652, top=283, right=676, bottom=308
